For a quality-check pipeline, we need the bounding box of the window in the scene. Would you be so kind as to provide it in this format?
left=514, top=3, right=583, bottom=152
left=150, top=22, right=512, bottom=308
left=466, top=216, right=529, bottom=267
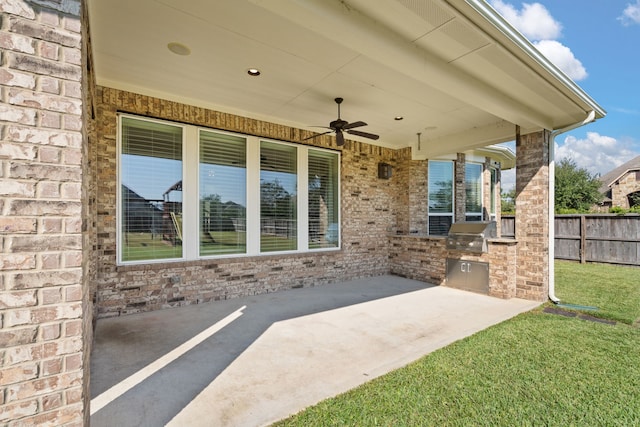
left=308, top=150, right=339, bottom=248
left=119, top=117, right=184, bottom=262
left=118, top=115, right=340, bottom=264
left=428, top=160, right=454, bottom=235
left=490, top=168, right=498, bottom=219
left=465, top=163, right=483, bottom=221
left=260, top=142, right=297, bottom=252
left=199, top=131, right=246, bottom=256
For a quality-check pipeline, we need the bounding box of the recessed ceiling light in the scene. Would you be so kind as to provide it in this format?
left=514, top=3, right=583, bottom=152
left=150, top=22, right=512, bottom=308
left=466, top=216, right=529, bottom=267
left=394, top=116, right=404, bottom=121
left=167, top=42, right=191, bottom=56
left=247, top=68, right=261, bottom=76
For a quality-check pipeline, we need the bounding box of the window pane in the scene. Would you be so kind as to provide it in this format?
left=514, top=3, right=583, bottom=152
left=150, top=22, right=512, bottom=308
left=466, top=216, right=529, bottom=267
left=490, top=168, right=497, bottom=215
left=260, top=142, right=297, bottom=252
left=428, top=161, right=453, bottom=213
left=465, top=163, right=482, bottom=215
left=429, top=216, right=452, bottom=235
left=309, top=150, right=339, bottom=248
left=120, top=117, right=183, bottom=261
left=199, top=131, right=247, bottom=256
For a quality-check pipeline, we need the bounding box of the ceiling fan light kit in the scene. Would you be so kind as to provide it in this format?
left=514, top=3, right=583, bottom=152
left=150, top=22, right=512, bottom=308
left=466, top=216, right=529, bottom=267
left=304, top=97, right=380, bottom=146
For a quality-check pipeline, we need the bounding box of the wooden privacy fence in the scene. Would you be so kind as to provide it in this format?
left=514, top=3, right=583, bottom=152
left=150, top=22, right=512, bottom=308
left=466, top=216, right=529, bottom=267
left=500, top=214, right=640, bottom=266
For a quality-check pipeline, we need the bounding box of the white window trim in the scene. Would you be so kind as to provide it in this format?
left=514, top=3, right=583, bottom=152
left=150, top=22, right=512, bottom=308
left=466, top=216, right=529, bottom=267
left=489, top=167, right=498, bottom=220
left=465, top=162, right=483, bottom=220
left=116, top=114, right=189, bottom=265
left=427, top=159, right=455, bottom=235
left=117, top=114, right=341, bottom=266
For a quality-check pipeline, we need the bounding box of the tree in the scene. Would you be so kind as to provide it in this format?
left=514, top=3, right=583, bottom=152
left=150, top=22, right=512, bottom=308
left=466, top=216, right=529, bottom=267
left=555, top=158, right=602, bottom=212
left=260, top=179, right=294, bottom=218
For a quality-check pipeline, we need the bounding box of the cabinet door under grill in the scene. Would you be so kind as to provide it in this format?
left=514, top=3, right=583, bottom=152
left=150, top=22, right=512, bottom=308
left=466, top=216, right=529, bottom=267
left=446, top=258, right=489, bottom=294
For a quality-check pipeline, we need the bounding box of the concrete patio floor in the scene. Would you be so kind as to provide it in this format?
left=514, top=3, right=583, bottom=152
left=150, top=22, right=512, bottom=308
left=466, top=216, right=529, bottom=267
left=90, top=275, right=540, bottom=426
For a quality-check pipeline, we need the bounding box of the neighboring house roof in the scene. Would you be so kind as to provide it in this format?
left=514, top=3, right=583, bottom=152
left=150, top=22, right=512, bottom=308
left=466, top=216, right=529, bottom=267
left=599, top=155, right=640, bottom=193
left=87, top=0, right=604, bottom=158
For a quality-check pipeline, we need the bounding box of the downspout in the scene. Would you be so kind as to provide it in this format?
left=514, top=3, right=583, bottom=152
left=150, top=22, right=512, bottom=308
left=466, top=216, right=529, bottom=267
left=548, top=111, right=596, bottom=303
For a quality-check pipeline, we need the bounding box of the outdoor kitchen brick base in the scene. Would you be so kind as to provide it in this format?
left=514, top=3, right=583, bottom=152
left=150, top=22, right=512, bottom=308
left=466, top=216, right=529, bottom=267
left=389, top=235, right=517, bottom=299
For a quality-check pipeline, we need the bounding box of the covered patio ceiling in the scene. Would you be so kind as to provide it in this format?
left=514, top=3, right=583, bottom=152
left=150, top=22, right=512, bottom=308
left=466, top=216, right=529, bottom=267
left=87, top=0, right=604, bottom=158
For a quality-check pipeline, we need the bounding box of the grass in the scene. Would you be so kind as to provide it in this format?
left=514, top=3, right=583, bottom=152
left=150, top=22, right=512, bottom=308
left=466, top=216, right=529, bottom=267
left=123, top=231, right=300, bottom=259
left=122, top=233, right=182, bottom=261
left=274, top=261, right=640, bottom=426
left=555, top=261, right=640, bottom=324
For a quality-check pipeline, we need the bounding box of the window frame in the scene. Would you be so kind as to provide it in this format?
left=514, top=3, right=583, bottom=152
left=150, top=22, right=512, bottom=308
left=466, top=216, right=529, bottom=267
left=464, top=162, right=483, bottom=222
left=117, top=114, right=341, bottom=266
left=490, top=167, right=498, bottom=220
left=427, top=159, right=455, bottom=235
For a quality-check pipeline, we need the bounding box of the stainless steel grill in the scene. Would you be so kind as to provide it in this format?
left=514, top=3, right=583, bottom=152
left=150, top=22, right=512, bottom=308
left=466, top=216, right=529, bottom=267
left=445, top=221, right=497, bottom=253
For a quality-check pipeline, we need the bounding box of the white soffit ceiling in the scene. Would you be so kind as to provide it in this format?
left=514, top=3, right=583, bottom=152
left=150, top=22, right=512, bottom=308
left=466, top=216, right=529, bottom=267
left=88, top=0, right=602, bottom=156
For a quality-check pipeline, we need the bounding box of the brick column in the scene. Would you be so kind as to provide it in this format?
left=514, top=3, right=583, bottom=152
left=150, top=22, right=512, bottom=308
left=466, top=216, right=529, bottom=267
left=0, top=1, right=88, bottom=425
left=408, top=160, right=428, bottom=233
left=515, top=130, right=550, bottom=301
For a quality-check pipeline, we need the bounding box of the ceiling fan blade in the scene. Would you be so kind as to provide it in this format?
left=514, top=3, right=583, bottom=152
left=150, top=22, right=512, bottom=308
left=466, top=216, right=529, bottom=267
left=347, top=129, right=380, bottom=140
left=335, top=130, right=345, bottom=146
left=303, top=130, right=333, bottom=141
left=343, top=121, right=367, bottom=130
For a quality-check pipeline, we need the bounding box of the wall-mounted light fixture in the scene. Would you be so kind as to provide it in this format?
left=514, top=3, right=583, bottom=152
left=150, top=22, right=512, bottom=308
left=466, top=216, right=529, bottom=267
left=378, top=162, right=392, bottom=179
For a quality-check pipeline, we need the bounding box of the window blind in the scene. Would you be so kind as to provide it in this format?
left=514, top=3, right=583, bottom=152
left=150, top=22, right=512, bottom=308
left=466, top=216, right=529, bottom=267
left=260, top=142, right=297, bottom=252
left=428, top=161, right=453, bottom=213
left=120, top=117, right=183, bottom=261
left=308, top=150, right=339, bottom=248
left=465, top=163, right=482, bottom=220
left=199, top=131, right=247, bottom=256
left=428, top=160, right=454, bottom=235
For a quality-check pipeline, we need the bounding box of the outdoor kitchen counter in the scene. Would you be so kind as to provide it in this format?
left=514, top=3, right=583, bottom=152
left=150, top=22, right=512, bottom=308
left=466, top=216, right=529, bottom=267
left=388, top=234, right=518, bottom=299
left=388, top=233, right=517, bottom=243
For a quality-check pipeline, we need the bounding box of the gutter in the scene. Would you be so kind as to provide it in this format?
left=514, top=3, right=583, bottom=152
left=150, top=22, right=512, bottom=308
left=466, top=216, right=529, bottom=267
left=548, top=111, right=596, bottom=303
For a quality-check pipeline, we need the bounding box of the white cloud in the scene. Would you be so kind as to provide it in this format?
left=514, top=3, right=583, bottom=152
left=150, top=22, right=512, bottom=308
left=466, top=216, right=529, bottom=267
left=619, top=1, right=640, bottom=25
left=533, top=40, right=588, bottom=81
left=498, top=134, right=639, bottom=192
left=490, top=0, right=562, bottom=39
left=490, top=1, right=587, bottom=81
left=556, top=132, right=638, bottom=176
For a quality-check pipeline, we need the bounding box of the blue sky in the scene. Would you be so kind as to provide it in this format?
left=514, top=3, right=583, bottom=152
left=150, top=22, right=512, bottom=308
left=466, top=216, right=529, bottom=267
left=492, top=0, right=640, bottom=190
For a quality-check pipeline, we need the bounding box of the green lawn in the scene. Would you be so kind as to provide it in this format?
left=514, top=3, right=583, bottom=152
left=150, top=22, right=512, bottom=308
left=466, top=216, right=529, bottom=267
left=555, top=261, right=640, bottom=324
left=274, top=261, right=640, bottom=426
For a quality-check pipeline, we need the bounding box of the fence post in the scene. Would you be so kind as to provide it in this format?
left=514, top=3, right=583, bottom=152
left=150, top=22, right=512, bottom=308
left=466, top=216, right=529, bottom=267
left=580, top=215, right=586, bottom=264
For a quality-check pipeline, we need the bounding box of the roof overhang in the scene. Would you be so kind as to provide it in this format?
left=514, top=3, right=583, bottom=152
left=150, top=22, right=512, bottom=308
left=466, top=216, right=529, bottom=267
left=87, top=0, right=605, bottom=158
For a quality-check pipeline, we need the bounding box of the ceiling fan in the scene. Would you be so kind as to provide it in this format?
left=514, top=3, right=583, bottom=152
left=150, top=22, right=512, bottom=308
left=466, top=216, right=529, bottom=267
left=304, top=97, right=380, bottom=146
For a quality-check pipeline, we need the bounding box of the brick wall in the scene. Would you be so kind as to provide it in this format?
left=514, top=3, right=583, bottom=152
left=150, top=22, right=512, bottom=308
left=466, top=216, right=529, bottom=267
left=515, top=130, right=550, bottom=301
left=92, top=87, right=401, bottom=317
left=0, top=0, right=87, bottom=425
left=393, top=153, right=427, bottom=234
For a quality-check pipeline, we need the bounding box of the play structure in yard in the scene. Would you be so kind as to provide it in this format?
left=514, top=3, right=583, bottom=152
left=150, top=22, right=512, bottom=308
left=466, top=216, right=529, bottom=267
left=163, top=181, right=183, bottom=246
